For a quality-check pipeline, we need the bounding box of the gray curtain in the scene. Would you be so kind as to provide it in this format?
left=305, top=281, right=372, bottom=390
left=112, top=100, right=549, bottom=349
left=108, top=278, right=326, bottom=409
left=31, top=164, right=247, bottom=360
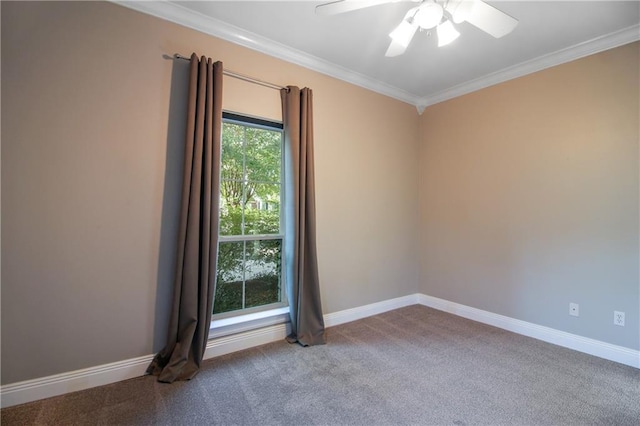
left=147, top=54, right=223, bottom=382
left=281, top=86, right=326, bottom=346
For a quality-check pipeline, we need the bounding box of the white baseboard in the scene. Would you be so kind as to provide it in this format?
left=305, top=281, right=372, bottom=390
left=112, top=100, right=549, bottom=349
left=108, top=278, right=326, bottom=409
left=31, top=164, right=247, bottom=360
left=417, top=293, right=640, bottom=369
left=3, top=292, right=637, bottom=408
left=201, top=294, right=419, bottom=360
left=0, top=322, right=291, bottom=409
left=323, top=294, right=420, bottom=327
left=0, top=295, right=409, bottom=409
left=0, top=355, right=153, bottom=409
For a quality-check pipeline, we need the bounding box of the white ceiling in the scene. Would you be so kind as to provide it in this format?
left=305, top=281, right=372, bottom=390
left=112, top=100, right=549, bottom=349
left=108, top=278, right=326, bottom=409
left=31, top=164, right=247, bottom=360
left=120, top=1, right=640, bottom=110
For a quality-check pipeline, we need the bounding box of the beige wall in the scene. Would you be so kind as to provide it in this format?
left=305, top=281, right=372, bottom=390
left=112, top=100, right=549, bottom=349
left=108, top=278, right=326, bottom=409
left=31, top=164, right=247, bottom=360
left=418, top=42, right=639, bottom=349
left=1, top=1, right=420, bottom=384
left=2, top=0, right=637, bottom=387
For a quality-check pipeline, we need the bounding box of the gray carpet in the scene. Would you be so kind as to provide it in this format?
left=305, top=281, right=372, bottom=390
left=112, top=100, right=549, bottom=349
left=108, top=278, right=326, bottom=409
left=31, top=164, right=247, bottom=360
left=2, top=305, right=639, bottom=425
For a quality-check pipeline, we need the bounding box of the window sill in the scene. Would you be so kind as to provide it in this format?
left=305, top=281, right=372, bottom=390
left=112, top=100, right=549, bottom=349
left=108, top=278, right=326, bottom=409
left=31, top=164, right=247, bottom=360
left=209, top=306, right=290, bottom=339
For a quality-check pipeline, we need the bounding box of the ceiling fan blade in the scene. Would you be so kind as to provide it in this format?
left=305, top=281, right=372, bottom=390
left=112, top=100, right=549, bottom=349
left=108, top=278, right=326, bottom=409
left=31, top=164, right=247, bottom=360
left=385, top=39, right=410, bottom=57
left=464, top=0, right=518, bottom=38
left=315, top=0, right=394, bottom=16
left=444, top=0, right=473, bottom=24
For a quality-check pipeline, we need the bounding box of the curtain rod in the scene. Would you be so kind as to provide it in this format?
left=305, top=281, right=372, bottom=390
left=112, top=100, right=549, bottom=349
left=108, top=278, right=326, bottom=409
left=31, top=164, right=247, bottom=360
left=174, top=54, right=286, bottom=91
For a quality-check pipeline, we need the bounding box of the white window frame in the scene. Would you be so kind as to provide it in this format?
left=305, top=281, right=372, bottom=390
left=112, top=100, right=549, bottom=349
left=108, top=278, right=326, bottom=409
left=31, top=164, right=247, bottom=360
left=212, top=111, right=288, bottom=326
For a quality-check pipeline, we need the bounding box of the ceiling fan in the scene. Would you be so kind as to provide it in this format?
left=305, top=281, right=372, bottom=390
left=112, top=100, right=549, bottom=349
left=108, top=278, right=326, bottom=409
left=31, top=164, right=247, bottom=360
left=315, top=0, right=519, bottom=57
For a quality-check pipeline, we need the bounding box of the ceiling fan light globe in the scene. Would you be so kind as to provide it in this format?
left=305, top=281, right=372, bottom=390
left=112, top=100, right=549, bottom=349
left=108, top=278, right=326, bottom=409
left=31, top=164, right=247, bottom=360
left=414, top=1, right=443, bottom=29
left=437, top=20, right=460, bottom=47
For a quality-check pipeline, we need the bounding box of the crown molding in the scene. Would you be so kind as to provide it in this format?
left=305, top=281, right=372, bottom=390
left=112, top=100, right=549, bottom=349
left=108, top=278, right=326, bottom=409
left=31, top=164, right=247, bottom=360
left=417, top=24, right=640, bottom=111
left=113, top=0, right=421, bottom=106
left=113, top=1, right=638, bottom=114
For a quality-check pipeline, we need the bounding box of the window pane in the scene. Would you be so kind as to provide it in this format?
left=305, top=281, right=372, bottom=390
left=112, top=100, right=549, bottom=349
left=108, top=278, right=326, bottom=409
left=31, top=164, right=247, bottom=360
left=245, top=127, right=281, bottom=183
left=221, top=123, right=245, bottom=182
left=220, top=122, right=245, bottom=238
left=214, top=241, right=244, bottom=314
left=219, top=187, right=243, bottom=236
left=245, top=239, right=281, bottom=309
left=215, top=115, right=285, bottom=318
left=244, top=183, right=280, bottom=235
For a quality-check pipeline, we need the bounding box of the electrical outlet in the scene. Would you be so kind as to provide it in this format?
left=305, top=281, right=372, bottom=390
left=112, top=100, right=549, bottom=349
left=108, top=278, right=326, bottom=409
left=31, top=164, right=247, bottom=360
left=569, top=303, right=579, bottom=317
left=614, top=311, right=625, bottom=326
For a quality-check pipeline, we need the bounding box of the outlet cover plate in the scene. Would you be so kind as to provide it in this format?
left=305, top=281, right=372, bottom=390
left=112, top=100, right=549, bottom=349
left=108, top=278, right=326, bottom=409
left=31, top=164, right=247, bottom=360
left=614, top=311, right=625, bottom=326
left=569, top=303, right=579, bottom=317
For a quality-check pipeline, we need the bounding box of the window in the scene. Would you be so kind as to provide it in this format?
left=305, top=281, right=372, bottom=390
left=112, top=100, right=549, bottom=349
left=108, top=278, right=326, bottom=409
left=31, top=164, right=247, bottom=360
left=214, top=112, right=285, bottom=317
